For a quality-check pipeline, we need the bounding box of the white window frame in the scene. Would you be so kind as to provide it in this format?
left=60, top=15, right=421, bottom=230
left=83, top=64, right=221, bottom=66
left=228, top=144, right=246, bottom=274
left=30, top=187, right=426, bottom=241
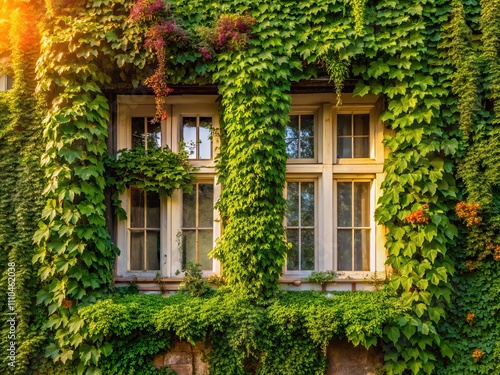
left=115, top=95, right=221, bottom=278
left=285, top=94, right=386, bottom=280
left=286, top=108, right=321, bottom=164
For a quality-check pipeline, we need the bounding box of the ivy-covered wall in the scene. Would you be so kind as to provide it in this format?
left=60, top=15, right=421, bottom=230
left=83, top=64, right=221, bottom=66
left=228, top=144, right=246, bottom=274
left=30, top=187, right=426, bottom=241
left=0, top=0, right=500, bottom=374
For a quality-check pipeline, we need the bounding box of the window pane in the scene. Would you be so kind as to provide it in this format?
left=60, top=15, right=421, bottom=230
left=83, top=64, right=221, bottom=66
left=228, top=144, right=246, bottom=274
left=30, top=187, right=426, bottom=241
left=182, top=230, right=196, bottom=267
left=286, top=182, right=299, bottom=226
left=286, top=229, right=299, bottom=270
left=286, top=115, right=299, bottom=158
left=182, top=117, right=197, bottom=158
left=353, top=114, right=369, bottom=135
left=300, top=115, right=315, bottom=159
left=353, top=137, right=369, bottom=158
left=354, top=182, right=370, bottom=227
left=198, top=229, right=213, bottom=270
left=146, top=191, right=160, bottom=228
left=182, top=189, right=196, bottom=228
left=301, top=182, right=315, bottom=227
left=130, top=187, right=144, bottom=228
left=337, top=137, right=352, bottom=158
left=337, top=114, right=351, bottom=136
left=131, top=117, right=145, bottom=148
left=198, top=184, right=214, bottom=227
left=199, top=117, right=212, bottom=159
left=337, top=182, right=352, bottom=227
left=147, top=120, right=161, bottom=149
left=337, top=230, right=352, bottom=271
left=354, top=229, right=370, bottom=271
left=130, top=231, right=144, bottom=270
left=146, top=231, right=160, bottom=270
left=301, top=229, right=315, bottom=270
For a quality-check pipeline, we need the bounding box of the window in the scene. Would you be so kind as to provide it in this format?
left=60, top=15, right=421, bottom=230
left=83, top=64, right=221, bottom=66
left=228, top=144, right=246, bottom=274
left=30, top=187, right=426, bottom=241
left=285, top=96, right=385, bottom=277
left=115, top=96, right=220, bottom=278
left=286, top=181, right=316, bottom=271
left=182, top=183, right=214, bottom=271
left=115, top=94, right=385, bottom=282
left=0, top=75, right=13, bottom=91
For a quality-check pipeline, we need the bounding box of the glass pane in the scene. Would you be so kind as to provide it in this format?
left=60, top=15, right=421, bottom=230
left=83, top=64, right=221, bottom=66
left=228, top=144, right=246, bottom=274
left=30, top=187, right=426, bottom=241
left=130, top=187, right=144, bottom=228
left=198, top=229, right=213, bottom=270
left=301, top=229, right=315, bottom=270
left=353, top=137, right=369, bottom=158
left=146, top=231, right=160, bottom=270
left=286, top=182, right=299, bottom=226
left=287, top=229, right=299, bottom=270
left=337, top=182, right=352, bottom=227
left=337, top=114, right=351, bottom=136
left=353, top=114, right=369, bottom=135
left=337, top=229, right=352, bottom=271
left=199, top=117, right=212, bottom=159
left=301, top=182, right=315, bottom=227
left=182, top=117, right=197, bottom=158
left=198, top=184, right=214, bottom=228
left=182, top=230, right=196, bottom=267
left=147, top=120, right=161, bottom=149
left=146, top=191, right=160, bottom=228
left=183, top=188, right=196, bottom=228
left=337, top=137, right=352, bottom=158
left=300, top=115, right=315, bottom=159
left=286, top=115, right=299, bottom=158
left=354, top=229, right=370, bottom=271
left=354, top=182, right=371, bottom=227
left=300, top=115, right=315, bottom=137
left=131, top=117, right=145, bottom=148
left=130, top=231, right=144, bottom=270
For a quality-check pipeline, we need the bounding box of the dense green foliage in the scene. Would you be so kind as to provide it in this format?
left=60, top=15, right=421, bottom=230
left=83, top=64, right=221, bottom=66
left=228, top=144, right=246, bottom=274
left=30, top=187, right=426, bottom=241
left=0, top=0, right=499, bottom=374
left=78, top=290, right=406, bottom=375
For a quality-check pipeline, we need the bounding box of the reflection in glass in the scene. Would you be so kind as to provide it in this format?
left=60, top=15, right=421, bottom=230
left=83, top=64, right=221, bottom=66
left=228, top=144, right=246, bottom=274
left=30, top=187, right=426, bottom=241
left=337, top=230, right=352, bottom=271
left=286, top=182, right=299, bottom=226
left=130, top=187, right=144, bottom=228
left=287, top=229, right=299, bottom=270
left=337, top=113, right=370, bottom=158
left=147, top=120, right=161, bottom=149
left=146, top=232, right=160, bottom=270
left=286, top=115, right=299, bottom=159
left=130, top=231, right=144, bottom=270
left=199, top=117, right=212, bottom=159
left=337, top=182, right=352, bottom=227
left=198, top=184, right=214, bottom=227
left=354, top=182, right=370, bottom=227
left=182, top=116, right=212, bottom=159
left=182, top=189, right=196, bottom=228
left=182, top=117, right=197, bottom=158
left=132, top=117, right=145, bottom=148
left=301, top=182, right=315, bottom=226
left=301, top=229, right=315, bottom=270
left=286, top=181, right=315, bottom=271
left=182, top=183, right=214, bottom=271
left=335, top=180, right=371, bottom=271
left=147, top=191, right=160, bottom=228
left=354, top=229, right=370, bottom=271
left=286, top=114, right=315, bottom=159
left=198, top=230, right=213, bottom=270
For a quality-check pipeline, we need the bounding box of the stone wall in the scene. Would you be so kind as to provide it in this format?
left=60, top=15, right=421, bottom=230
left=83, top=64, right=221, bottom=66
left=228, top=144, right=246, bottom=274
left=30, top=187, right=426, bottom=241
left=153, top=340, right=382, bottom=375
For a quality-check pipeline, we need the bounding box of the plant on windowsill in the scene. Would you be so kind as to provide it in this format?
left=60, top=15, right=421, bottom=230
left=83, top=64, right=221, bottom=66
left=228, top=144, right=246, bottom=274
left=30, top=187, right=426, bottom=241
left=105, top=145, right=196, bottom=219
left=175, top=262, right=213, bottom=297
left=303, top=270, right=339, bottom=292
